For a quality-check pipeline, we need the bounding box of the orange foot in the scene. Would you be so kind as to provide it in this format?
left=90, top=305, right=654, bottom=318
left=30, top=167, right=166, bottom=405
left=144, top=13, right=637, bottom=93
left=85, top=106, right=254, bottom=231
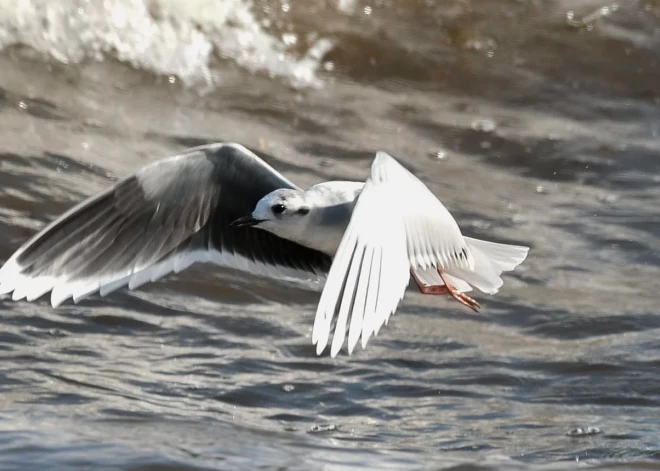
left=410, top=269, right=481, bottom=313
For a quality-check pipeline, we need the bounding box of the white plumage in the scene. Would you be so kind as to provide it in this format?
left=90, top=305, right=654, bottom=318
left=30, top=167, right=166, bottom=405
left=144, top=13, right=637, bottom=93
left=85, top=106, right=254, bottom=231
left=311, top=152, right=529, bottom=356
left=0, top=144, right=529, bottom=357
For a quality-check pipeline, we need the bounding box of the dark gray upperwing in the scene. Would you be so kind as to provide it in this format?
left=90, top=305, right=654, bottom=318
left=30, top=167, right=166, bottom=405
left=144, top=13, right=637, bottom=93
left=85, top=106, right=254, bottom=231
left=0, top=143, right=331, bottom=307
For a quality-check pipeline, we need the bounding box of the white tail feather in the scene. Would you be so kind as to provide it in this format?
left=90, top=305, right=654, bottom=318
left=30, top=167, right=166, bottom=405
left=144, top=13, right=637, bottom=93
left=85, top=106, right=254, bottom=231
left=445, top=237, right=529, bottom=295
left=464, top=237, right=529, bottom=272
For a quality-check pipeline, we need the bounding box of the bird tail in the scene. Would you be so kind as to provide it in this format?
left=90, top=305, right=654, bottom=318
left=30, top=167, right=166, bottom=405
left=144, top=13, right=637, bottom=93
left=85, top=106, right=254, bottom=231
left=443, top=237, right=529, bottom=295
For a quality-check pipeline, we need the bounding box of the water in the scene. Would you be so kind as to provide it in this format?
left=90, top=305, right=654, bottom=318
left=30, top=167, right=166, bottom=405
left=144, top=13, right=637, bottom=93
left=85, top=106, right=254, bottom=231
left=0, top=0, right=659, bottom=469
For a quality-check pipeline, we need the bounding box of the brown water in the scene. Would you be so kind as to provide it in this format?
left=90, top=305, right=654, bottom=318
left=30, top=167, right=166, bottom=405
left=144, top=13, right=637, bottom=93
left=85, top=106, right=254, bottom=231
left=0, top=0, right=659, bottom=469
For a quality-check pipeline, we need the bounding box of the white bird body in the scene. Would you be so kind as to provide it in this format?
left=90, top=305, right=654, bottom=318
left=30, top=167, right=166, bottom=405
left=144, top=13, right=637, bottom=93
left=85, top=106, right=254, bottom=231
left=0, top=143, right=529, bottom=357
left=256, top=181, right=365, bottom=257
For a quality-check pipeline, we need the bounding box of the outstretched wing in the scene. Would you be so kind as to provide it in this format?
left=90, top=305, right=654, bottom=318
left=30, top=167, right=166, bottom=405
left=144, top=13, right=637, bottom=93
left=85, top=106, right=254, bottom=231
left=312, top=152, right=473, bottom=357
left=0, top=143, right=331, bottom=307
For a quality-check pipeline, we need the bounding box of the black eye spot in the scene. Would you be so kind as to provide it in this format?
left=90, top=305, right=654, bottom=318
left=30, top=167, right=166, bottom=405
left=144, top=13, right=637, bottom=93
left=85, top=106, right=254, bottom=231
left=272, top=203, right=286, bottom=214
left=297, top=207, right=310, bottom=215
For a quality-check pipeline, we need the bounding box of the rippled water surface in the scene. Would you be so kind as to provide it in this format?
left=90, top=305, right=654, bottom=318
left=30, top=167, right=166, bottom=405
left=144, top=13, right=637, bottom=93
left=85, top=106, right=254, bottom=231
left=1, top=0, right=660, bottom=469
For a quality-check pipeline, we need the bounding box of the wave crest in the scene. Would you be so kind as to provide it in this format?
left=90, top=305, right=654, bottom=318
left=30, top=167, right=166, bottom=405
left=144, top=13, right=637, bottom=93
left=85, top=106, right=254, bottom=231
left=0, top=0, right=333, bottom=89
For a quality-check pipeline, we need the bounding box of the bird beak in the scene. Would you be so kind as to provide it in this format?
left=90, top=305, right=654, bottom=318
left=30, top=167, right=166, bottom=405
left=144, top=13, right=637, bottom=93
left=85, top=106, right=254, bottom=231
left=230, top=215, right=263, bottom=228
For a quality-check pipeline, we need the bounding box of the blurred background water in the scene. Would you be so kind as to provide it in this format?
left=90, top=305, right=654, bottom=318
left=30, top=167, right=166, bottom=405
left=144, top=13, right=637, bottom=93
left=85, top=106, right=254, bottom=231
left=0, top=0, right=659, bottom=469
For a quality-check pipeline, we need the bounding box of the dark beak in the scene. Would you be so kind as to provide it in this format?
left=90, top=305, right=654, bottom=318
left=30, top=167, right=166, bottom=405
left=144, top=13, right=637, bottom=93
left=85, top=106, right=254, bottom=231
left=230, top=215, right=264, bottom=228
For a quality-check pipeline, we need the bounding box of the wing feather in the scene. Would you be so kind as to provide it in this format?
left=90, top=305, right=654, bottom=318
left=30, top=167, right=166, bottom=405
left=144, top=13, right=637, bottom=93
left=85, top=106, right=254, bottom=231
left=0, top=143, right=331, bottom=306
left=313, top=151, right=529, bottom=356
left=347, top=244, right=373, bottom=352
left=330, top=244, right=365, bottom=357
left=313, top=172, right=409, bottom=357
left=360, top=245, right=382, bottom=349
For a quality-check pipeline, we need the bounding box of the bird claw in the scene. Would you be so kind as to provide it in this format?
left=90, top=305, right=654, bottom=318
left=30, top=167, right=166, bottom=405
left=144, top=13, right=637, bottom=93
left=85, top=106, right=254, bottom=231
left=437, top=270, right=480, bottom=313
left=410, top=268, right=481, bottom=313
left=450, top=290, right=481, bottom=312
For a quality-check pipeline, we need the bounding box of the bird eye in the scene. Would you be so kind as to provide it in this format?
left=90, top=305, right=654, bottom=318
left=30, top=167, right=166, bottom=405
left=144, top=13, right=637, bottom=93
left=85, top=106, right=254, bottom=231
left=271, top=203, right=286, bottom=214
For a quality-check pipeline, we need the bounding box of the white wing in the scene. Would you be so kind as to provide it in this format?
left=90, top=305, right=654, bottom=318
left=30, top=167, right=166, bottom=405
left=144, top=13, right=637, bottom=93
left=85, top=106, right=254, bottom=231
left=312, top=152, right=474, bottom=357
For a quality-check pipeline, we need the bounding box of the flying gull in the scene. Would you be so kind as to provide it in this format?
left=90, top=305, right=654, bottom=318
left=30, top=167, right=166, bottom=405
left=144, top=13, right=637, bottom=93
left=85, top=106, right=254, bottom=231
left=0, top=143, right=529, bottom=357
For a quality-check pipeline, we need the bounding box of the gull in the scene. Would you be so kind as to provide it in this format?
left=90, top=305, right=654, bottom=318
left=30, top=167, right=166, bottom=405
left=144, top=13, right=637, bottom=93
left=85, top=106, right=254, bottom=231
left=0, top=143, right=529, bottom=357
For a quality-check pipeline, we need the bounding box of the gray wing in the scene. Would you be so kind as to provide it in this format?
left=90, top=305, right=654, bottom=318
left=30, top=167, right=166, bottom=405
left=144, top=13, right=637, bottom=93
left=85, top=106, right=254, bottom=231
left=0, top=143, right=332, bottom=307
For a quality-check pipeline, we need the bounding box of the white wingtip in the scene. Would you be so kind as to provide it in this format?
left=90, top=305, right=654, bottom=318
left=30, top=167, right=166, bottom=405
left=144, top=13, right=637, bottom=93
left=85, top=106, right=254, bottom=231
left=72, top=279, right=100, bottom=304
left=315, top=338, right=327, bottom=356
left=7, top=274, right=26, bottom=301
left=374, top=151, right=394, bottom=162
left=0, top=258, right=20, bottom=295
left=50, top=283, right=73, bottom=308
left=372, top=151, right=400, bottom=172
left=0, top=255, right=67, bottom=305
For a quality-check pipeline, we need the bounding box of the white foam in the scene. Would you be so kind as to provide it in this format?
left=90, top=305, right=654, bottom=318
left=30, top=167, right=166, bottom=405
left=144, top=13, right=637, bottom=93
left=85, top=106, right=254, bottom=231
left=0, top=0, right=333, bottom=89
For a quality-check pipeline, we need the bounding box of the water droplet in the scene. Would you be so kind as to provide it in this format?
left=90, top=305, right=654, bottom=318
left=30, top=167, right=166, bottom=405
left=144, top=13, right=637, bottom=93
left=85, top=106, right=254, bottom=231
left=364, top=5, right=372, bottom=15
left=168, top=76, right=176, bottom=84
left=470, top=220, right=492, bottom=230
left=17, top=101, right=27, bottom=110
left=471, top=119, right=496, bottom=133
left=600, top=193, right=618, bottom=204
left=282, top=384, right=295, bottom=392
left=308, top=424, right=337, bottom=433
left=567, top=426, right=601, bottom=437
left=336, top=0, right=357, bottom=13
left=282, top=33, right=297, bottom=46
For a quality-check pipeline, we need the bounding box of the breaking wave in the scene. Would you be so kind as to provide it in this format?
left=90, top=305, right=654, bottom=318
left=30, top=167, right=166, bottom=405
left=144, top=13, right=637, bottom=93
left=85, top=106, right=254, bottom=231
left=0, top=0, right=334, bottom=89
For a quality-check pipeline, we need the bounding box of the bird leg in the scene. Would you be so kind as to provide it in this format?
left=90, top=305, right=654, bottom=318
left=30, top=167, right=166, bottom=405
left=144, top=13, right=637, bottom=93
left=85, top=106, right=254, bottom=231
left=437, top=270, right=480, bottom=312
left=410, top=269, right=481, bottom=312
left=410, top=269, right=450, bottom=294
